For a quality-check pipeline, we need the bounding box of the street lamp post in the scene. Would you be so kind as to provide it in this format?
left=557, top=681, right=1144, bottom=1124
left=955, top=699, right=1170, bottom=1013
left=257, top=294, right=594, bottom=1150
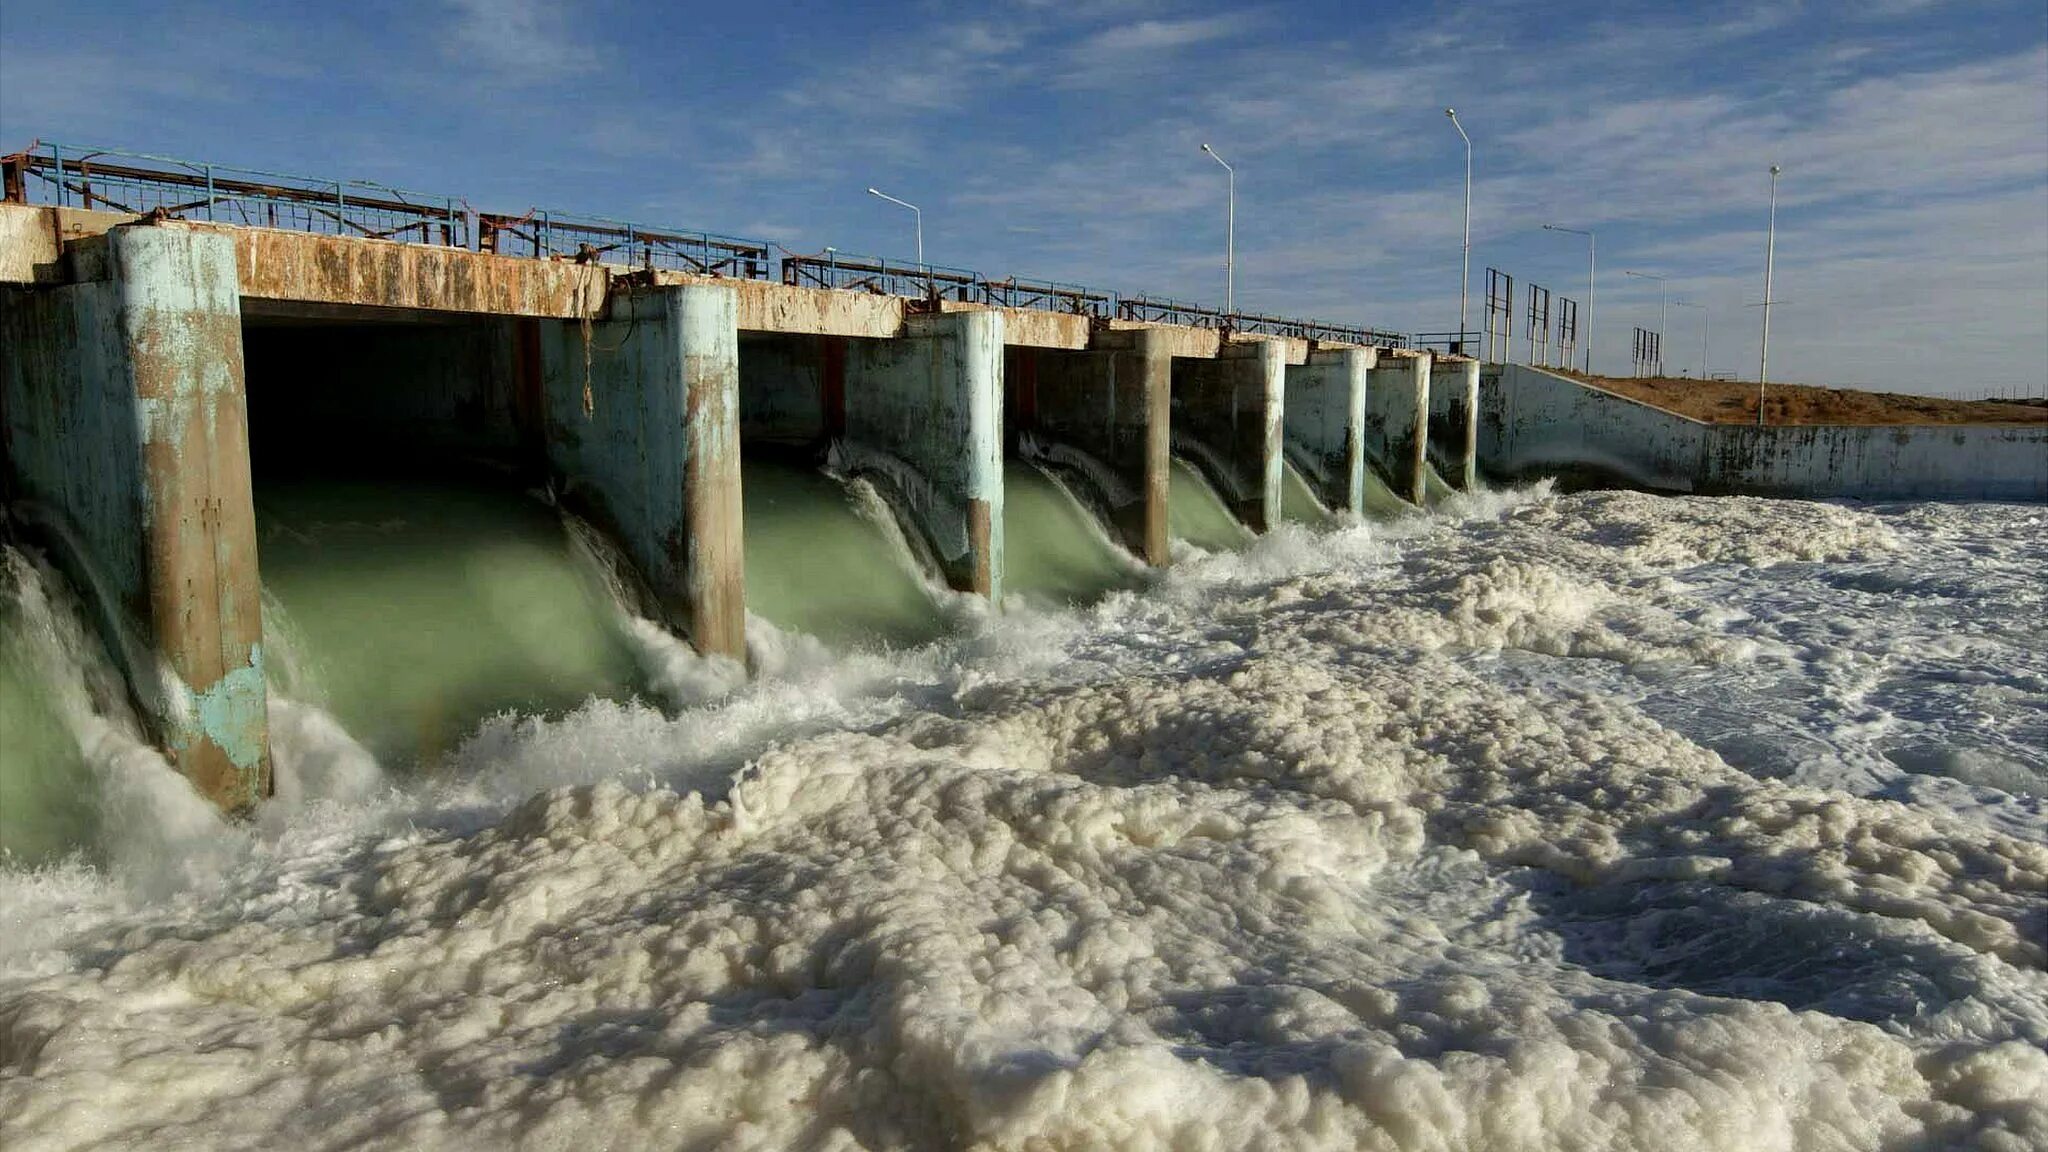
left=1200, top=143, right=1235, bottom=314
left=1758, top=164, right=1782, bottom=425
left=1446, top=108, right=1471, bottom=350
left=1672, top=300, right=1706, bottom=378
left=1543, top=223, right=1596, bottom=374
left=1624, top=270, right=1668, bottom=375
left=866, top=186, right=923, bottom=267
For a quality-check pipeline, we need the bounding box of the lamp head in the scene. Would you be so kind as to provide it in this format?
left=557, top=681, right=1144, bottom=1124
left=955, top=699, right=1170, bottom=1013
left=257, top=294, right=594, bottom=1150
left=866, top=187, right=880, bottom=195
left=1201, top=143, right=1214, bottom=153
left=1445, top=107, right=1457, bottom=118
left=1769, top=165, right=1782, bottom=175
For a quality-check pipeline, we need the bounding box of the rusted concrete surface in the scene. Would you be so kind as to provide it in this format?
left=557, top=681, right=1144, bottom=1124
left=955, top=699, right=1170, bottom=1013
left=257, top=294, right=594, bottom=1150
left=0, top=203, right=134, bottom=283
left=1284, top=346, right=1376, bottom=516
left=841, top=309, right=1005, bottom=598
left=1171, top=337, right=1287, bottom=532
left=538, top=283, right=746, bottom=659
left=1367, top=349, right=1433, bottom=506
left=1427, top=356, right=1480, bottom=490
left=1480, top=363, right=2048, bottom=500
left=235, top=228, right=609, bottom=319
left=1, top=221, right=270, bottom=811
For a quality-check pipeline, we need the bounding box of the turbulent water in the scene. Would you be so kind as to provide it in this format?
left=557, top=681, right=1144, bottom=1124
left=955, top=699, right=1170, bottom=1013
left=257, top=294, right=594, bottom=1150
left=1168, top=456, right=1254, bottom=552
left=3, top=487, right=2046, bottom=1151
left=742, top=458, right=946, bottom=650
left=1003, top=460, right=1142, bottom=607
left=255, top=479, right=647, bottom=766
left=1279, top=461, right=1335, bottom=527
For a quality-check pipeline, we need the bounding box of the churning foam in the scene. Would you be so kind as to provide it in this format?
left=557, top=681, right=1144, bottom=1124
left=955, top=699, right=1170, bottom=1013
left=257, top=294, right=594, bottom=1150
left=2, top=489, right=2045, bottom=1151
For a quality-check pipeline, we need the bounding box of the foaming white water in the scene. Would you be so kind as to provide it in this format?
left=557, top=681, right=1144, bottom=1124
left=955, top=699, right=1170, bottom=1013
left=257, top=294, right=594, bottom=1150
left=3, top=488, right=2045, bottom=1151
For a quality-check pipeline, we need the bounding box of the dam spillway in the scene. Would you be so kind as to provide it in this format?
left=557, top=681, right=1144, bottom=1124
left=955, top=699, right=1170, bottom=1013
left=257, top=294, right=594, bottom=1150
left=0, top=145, right=1474, bottom=814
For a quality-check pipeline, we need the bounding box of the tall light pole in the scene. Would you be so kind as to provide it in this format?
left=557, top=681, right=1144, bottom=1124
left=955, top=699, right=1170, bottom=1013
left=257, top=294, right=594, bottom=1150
left=1446, top=108, right=1471, bottom=349
left=1543, top=223, right=1595, bottom=374
left=1624, top=270, right=1667, bottom=375
left=1758, top=164, right=1782, bottom=424
left=866, top=186, right=922, bottom=267
left=1672, top=299, right=1706, bottom=378
left=1200, top=143, right=1235, bottom=313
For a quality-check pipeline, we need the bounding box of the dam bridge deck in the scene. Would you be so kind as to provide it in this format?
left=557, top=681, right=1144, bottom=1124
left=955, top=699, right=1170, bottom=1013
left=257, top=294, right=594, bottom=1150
left=1, top=140, right=1409, bottom=351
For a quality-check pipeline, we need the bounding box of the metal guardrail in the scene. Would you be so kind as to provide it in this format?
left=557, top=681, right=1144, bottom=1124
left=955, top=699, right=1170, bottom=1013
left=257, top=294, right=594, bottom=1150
left=2, top=137, right=1409, bottom=342
left=1413, top=330, right=1480, bottom=355
left=981, top=275, right=1113, bottom=318
left=479, top=210, right=770, bottom=278
left=781, top=252, right=983, bottom=301
left=2, top=141, right=470, bottom=246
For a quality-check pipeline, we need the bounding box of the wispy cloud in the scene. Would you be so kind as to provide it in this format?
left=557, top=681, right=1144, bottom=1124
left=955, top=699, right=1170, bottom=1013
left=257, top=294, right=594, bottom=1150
left=441, top=0, right=598, bottom=80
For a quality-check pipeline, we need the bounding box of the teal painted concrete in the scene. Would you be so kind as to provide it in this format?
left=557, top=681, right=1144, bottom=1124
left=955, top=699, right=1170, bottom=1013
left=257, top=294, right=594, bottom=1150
left=539, top=283, right=746, bottom=657
left=1283, top=347, right=1374, bottom=517
left=841, top=309, right=1005, bottom=599
left=1, top=223, right=270, bottom=809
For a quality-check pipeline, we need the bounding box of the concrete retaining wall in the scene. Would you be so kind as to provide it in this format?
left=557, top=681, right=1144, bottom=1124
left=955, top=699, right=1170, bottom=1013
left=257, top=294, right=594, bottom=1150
left=0, top=223, right=270, bottom=810
left=1480, top=363, right=2048, bottom=501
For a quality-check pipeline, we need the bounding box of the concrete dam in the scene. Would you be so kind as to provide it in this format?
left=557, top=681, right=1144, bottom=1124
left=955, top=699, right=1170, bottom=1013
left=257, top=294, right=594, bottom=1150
left=0, top=144, right=1482, bottom=818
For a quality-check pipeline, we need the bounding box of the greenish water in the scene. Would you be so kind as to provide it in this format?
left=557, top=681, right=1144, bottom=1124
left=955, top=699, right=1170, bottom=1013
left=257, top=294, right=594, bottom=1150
left=0, top=567, right=100, bottom=865
left=255, top=479, right=643, bottom=766
left=1362, top=468, right=1414, bottom=520
left=1279, top=462, right=1334, bottom=527
left=742, top=458, right=944, bottom=649
left=1423, top=462, right=1460, bottom=508
left=1003, top=460, right=1138, bottom=607
left=1168, top=458, right=1254, bottom=552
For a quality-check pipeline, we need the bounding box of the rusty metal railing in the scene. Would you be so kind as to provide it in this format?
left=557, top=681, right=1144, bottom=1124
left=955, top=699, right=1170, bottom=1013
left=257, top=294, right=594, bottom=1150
left=781, top=252, right=983, bottom=301
left=2, top=141, right=471, bottom=246
left=981, top=275, right=1114, bottom=318
left=479, top=210, right=770, bottom=278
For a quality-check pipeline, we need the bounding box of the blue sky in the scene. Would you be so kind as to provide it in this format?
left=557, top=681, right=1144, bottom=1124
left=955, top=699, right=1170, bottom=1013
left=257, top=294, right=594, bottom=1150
left=3, top=0, right=2044, bottom=394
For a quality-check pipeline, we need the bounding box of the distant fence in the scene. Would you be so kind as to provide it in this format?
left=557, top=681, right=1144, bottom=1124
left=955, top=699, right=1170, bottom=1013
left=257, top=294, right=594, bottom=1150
left=3, top=137, right=1409, bottom=345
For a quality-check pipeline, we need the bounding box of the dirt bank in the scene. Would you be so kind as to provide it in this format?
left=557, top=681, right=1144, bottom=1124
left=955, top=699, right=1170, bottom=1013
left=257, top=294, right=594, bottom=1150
left=1558, top=372, right=2047, bottom=426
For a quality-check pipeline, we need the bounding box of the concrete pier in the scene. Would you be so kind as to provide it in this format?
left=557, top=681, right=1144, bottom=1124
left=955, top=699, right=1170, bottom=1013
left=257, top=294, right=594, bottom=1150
left=0, top=222, right=269, bottom=810
left=1006, top=328, right=1172, bottom=565
left=1428, top=356, right=1480, bottom=490
left=840, top=310, right=1006, bottom=598
left=1367, top=349, right=1433, bottom=505
left=540, top=284, right=745, bottom=659
left=1172, top=338, right=1288, bottom=532
left=1282, top=346, right=1375, bottom=516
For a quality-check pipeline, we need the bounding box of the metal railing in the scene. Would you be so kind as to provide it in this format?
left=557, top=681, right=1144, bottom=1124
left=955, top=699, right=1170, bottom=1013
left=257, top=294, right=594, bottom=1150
left=2, top=141, right=470, bottom=247
left=981, top=274, right=1114, bottom=318
left=782, top=252, right=982, bottom=301
left=479, top=210, right=770, bottom=278
left=1, top=137, right=1413, bottom=341
left=1413, top=331, right=1480, bottom=355
left=1234, top=310, right=1408, bottom=349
